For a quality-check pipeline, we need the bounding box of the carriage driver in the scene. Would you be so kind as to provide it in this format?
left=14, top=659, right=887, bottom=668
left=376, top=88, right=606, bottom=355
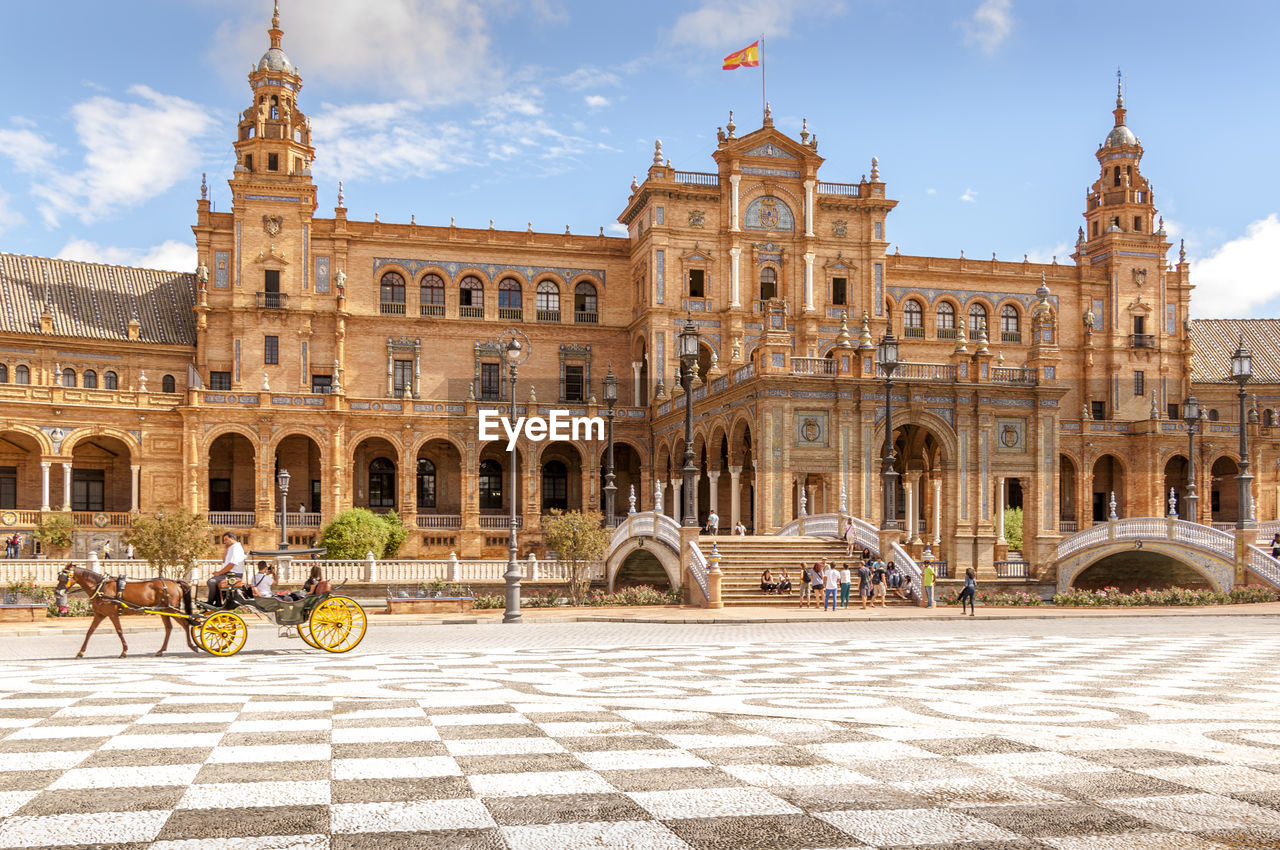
left=207, top=532, right=247, bottom=605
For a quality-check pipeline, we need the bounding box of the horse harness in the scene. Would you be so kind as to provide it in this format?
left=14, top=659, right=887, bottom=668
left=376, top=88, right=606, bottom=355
left=71, top=569, right=181, bottom=617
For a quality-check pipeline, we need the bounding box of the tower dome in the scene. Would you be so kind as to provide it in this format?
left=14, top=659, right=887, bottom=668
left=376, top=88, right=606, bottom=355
left=257, top=47, right=294, bottom=74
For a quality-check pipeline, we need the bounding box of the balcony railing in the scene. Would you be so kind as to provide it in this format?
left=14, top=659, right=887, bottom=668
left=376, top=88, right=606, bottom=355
left=285, top=512, right=321, bottom=527
left=70, top=511, right=131, bottom=528
left=992, top=367, right=1037, bottom=386
left=479, top=515, right=523, bottom=529
left=903, top=326, right=925, bottom=338
left=380, top=302, right=406, bottom=315
left=791, top=357, right=836, bottom=376
left=459, top=305, right=484, bottom=318
left=1059, top=520, right=1079, bottom=534
left=1130, top=333, right=1155, bottom=349
left=877, top=362, right=958, bottom=382
left=937, top=327, right=958, bottom=340
left=575, top=310, right=599, bottom=324
left=537, top=309, right=561, bottom=323
left=673, top=170, right=720, bottom=187
left=498, top=308, right=523, bottom=321
left=417, top=514, right=462, bottom=529
left=817, top=181, right=861, bottom=197
left=420, top=303, right=444, bottom=317
left=1001, top=331, right=1021, bottom=344
left=994, top=560, right=1032, bottom=579
left=208, top=512, right=256, bottom=528
left=256, top=292, right=287, bottom=309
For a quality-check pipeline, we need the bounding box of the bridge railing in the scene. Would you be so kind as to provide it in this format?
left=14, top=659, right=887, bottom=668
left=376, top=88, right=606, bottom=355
left=776, top=513, right=881, bottom=555
left=1246, top=545, right=1280, bottom=589
left=606, top=511, right=682, bottom=562
left=687, top=541, right=710, bottom=602
left=1057, top=517, right=1236, bottom=561
left=889, top=540, right=922, bottom=598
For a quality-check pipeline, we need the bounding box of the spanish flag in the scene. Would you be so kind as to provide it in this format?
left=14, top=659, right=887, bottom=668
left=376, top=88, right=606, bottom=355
left=722, top=41, right=760, bottom=70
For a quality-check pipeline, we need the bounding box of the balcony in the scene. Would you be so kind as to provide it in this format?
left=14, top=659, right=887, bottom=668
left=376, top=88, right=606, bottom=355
left=208, top=512, right=257, bottom=528
left=256, top=292, right=288, bottom=309
left=416, top=514, right=462, bottom=529
left=903, top=326, right=925, bottom=339
left=498, top=307, right=523, bottom=321
left=791, top=357, right=836, bottom=377
left=673, top=170, right=720, bottom=187
left=479, top=515, right=523, bottom=529
left=992, top=367, right=1037, bottom=386
left=380, top=302, right=406, bottom=315
left=1001, top=331, right=1022, bottom=344
left=817, top=181, right=861, bottom=197
left=877, top=362, right=957, bottom=382
left=70, top=511, right=131, bottom=528
left=459, top=305, right=484, bottom=319
left=937, top=327, right=958, bottom=340
left=420, top=303, right=445, bottom=317
left=1130, top=333, right=1155, bottom=349
left=537, top=309, right=561, bottom=323
left=574, top=310, right=599, bottom=324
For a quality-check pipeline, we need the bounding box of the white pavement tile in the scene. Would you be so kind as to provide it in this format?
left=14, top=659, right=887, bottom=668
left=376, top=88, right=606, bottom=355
left=576, top=749, right=710, bottom=771
left=430, top=713, right=532, bottom=726
left=661, top=733, right=784, bottom=750
left=330, top=724, right=440, bottom=744
left=9, top=723, right=129, bottom=740
left=333, top=707, right=423, bottom=720
left=102, top=732, right=224, bottom=750
left=958, top=751, right=1116, bottom=777
left=53, top=704, right=153, bottom=718
left=132, top=712, right=240, bottom=726
left=503, top=820, right=692, bottom=850
left=0, top=809, right=171, bottom=848
left=809, top=740, right=941, bottom=762
left=150, top=836, right=330, bottom=850
left=0, top=790, right=39, bottom=818
left=1137, top=764, right=1280, bottom=794
left=207, top=744, right=331, bottom=764
left=0, top=750, right=92, bottom=772
left=238, top=700, right=332, bottom=713
left=178, top=780, right=330, bottom=810
left=51, top=763, right=202, bottom=789
left=331, top=798, right=496, bottom=834
left=470, top=770, right=616, bottom=798
left=817, top=808, right=1022, bottom=846
left=333, top=757, right=462, bottom=781
left=721, top=763, right=878, bottom=787
left=1109, top=792, right=1280, bottom=832
left=444, top=737, right=565, bottom=756
left=627, top=787, right=801, bottom=820
left=1041, top=834, right=1233, bottom=850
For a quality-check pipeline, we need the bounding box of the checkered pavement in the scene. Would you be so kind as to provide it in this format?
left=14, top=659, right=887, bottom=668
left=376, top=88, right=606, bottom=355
left=0, top=630, right=1279, bottom=847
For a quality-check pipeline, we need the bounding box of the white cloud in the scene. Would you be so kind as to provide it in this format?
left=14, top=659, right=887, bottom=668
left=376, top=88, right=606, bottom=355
left=558, top=67, right=621, bottom=91
left=960, top=188, right=977, bottom=203
left=1189, top=214, right=1280, bottom=318
left=584, top=95, right=611, bottom=110
left=32, top=86, right=215, bottom=227
left=962, top=0, right=1013, bottom=55
left=1026, top=242, right=1071, bottom=265
left=56, top=238, right=195, bottom=272
left=605, top=223, right=628, bottom=236
left=0, top=127, right=57, bottom=173
left=925, top=188, right=937, bottom=195
left=0, top=187, right=24, bottom=233
left=670, top=0, right=841, bottom=49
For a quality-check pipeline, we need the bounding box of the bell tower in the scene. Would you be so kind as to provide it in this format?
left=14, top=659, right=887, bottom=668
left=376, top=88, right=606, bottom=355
left=230, top=1, right=316, bottom=208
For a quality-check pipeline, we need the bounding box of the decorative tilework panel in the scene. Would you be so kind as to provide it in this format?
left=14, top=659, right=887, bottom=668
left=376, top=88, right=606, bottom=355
left=874, top=264, right=883, bottom=315
left=214, top=251, right=229, bottom=289
left=302, top=224, right=309, bottom=290
left=316, top=256, right=330, bottom=294
left=655, top=250, right=664, bottom=305
left=743, top=196, right=795, bottom=232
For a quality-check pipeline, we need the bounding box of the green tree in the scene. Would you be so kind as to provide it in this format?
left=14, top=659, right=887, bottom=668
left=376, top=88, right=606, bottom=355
left=541, top=509, right=609, bottom=605
left=125, top=508, right=212, bottom=578
left=1003, top=506, right=1024, bottom=551
left=34, top=512, right=74, bottom=554
left=319, top=509, right=390, bottom=560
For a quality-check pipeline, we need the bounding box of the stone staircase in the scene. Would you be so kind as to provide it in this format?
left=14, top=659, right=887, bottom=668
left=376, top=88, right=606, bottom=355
left=705, top=536, right=917, bottom=608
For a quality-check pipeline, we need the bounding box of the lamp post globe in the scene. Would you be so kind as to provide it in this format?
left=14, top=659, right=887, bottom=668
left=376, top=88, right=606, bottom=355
left=1181, top=395, right=1200, bottom=522
left=875, top=331, right=900, bottom=531
left=276, top=467, right=291, bottom=549
left=679, top=317, right=700, bottom=528
left=603, top=364, right=618, bottom=528
left=503, top=337, right=523, bottom=623
left=1231, top=337, right=1255, bottom=529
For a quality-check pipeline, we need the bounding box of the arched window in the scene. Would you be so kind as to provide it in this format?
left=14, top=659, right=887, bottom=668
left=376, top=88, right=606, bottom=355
left=162, top=374, right=176, bottom=394
left=1001, top=305, right=1021, bottom=341
left=62, top=368, right=76, bottom=388
left=969, top=303, right=988, bottom=334
left=15, top=365, right=29, bottom=385
left=542, top=460, right=569, bottom=511
left=459, top=275, right=484, bottom=316
left=416, top=458, right=436, bottom=509
left=83, top=370, right=97, bottom=389
left=380, top=272, right=406, bottom=313
left=1266, top=410, right=1275, bottom=428
left=498, top=278, right=522, bottom=315
left=903, top=299, right=923, bottom=337
left=104, top=371, right=117, bottom=390
left=368, top=457, right=396, bottom=509
left=1208, top=409, right=1220, bottom=422
left=419, top=273, right=444, bottom=316
left=760, top=267, right=778, bottom=300
left=478, top=459, right=503, bottom=509
left=536, top=281, right=560, bottom=320
left=0, top=364, right=7, bottom=384
left=936, top=302, right=956, bottom=338
left=574, top=282, right=598, bottom=321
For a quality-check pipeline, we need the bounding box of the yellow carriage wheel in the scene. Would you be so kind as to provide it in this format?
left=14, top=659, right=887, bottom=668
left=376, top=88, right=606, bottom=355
left=188, top=623, right=207, bottom=654
left=198, top=611, right=248, bottom=657
left=304, top=596, right=367, bottom=653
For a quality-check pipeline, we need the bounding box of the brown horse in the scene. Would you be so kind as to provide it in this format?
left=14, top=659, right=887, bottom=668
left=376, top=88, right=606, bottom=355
left=55, top=564, right=197, bottom=658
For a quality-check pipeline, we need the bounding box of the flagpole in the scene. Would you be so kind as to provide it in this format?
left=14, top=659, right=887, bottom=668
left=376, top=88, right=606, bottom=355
left=760, top=33, right=766, bottom=120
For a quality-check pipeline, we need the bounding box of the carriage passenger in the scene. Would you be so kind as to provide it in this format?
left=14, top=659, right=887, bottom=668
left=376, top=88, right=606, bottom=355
left=251, top=562, right=276, bottom=597
left=303, top=565, right=330, bottom=596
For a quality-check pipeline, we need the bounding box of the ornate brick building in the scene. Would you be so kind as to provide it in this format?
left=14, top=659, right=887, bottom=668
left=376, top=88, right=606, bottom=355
left=0, top=9, right=1275, bottom=578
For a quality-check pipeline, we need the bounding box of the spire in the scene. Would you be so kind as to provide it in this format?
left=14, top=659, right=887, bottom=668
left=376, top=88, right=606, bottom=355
left=1113, top=67, right=1126, bottom=128
left=269, top=0, right=283, bottom=49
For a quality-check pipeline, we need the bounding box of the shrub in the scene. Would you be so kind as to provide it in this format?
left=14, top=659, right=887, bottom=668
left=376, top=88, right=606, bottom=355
left=1003, top=507, right=1023, bottom=550
left=319, top=509, right=390, bottom=560
left=473, top=595, right=504, bottom=609
left=940, top=588, right=1042, bottom=606
left=541, top=510, right=609, bottom=606
left=126, top=508, right=212, bottom=578
left=521, top=589, right=564, bottom=608
left=34, top=512, right=74, bottom=552
left=1052, top=585, right=1280, bottom=607
left=583, top=584, right=681, bottom=607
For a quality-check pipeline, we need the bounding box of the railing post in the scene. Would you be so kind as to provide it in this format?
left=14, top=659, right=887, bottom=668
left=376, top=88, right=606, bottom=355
left=527, top=552, right=538, bottom=581
left=364, top=552, right=377, bottom=582
left=705, top=542, right=723, bottom=609
left=447, top=551, right=459, bottom=583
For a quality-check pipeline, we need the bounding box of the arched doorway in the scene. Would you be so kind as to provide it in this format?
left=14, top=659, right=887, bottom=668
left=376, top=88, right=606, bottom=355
left=1059, top=455, right=1077, bottom=531
left=1210, top=456, right=1241, bottom=525
left=599, top=442, right=642, bottom=517
left=1091, top=455, right=1124, bottom=522
left=888, top=423, right=948, bottom=544
left=477, top=444, right=524, bottom=518
left=68, top=436, right=133, bottom=513
left=352, top=437, right=398, bottom=513
left=208, top=433, right=255, bottom=519
left=728, top=419, right=755, bottom=531
left=1163, top=455, right=1188, bottom=520
left=540, top=442, right=582, bottom=513
left=274, top=435, right=322, bottom=516
left=0, top=431, right=42, bottom=511
left=417, top=439, right=462, bottom=518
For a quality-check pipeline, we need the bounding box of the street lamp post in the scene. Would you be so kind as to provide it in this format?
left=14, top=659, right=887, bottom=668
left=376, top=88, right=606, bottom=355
left=875, top=331, right=900, bottom=531
left=276, top=468, right=291, bottom=550
left=679, top=317, right=700, bottom=527
left=1182, top=395, right=1200, bottom=523
left=1231, top=337, right=1255, bottom=529
left=504, top=338, right=523, bottom=623
left=603, top=364, right=618, bottom=528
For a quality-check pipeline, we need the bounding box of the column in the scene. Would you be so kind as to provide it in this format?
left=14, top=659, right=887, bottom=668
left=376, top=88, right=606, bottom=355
left=61, top=462, right=72, bottom=512
left=803, top=179, right=815, bottom=237
left=669, top=479, right=681, bottom=519
left=130, top=464, right=140, bottom=512
left=707, top=469, right=721, bottom=517
left=631, top=361, right=641, bottom=406
left=806, top=482, right=816, bottom=517
left=903, top=473, right=915, bottom=541
left=996, top=476, right=1006, bottom=543
left=729, top=174, right=741, bottom=232
left=803, top=252, right=815, bottom=312
left=40, top=462, right=50, bottom=512
left=932, top=477, right=942, bottom=545
left=413, top=342, right=421, bottom=398
left=728, top=465, right=742, bottom=529
left=728, top=247, right=741, bottom=308
left=385, top=350, right=394, bottom=397
left=656, top=480, right=666, bottom=516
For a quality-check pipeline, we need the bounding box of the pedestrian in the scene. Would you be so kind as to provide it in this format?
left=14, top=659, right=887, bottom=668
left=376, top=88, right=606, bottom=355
left=4, top=533, right=13, bottom=559
left=125, top=542, right=135, bottom=560
left=857, top=558, right=872, bottom=610
left=776, top=567, right=792, bottom=595
left=872, top=559, right=888, bottom=608
left=760, top=568, right=777, bottom=593
left=1271, top=532, right=1280, bottom=559
left=101, top=541, right=112, bottom=561
left=809, top=561, right=824, bottom=608
left=733, top=520, right=747, bottom=536
left=839, top=562, right=851, bottom=609
left=922, top=560, right=936, bottom=608
left=706, top=508, right=719, bottom=536
left=958, top=567, right=977, bottom=616
left=799, top=562, right=814, bottom=608
left=822, top=561, right=839, bottom=611
left=843, top=520, right=856, bottom=557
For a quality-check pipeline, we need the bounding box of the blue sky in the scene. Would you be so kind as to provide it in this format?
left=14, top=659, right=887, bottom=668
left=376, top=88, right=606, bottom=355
left=1, top=0, right=1278, bottom=318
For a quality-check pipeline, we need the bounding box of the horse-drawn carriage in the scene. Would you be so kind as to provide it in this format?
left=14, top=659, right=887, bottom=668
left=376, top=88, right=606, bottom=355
left=56, top=564, right=367, bottom=658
